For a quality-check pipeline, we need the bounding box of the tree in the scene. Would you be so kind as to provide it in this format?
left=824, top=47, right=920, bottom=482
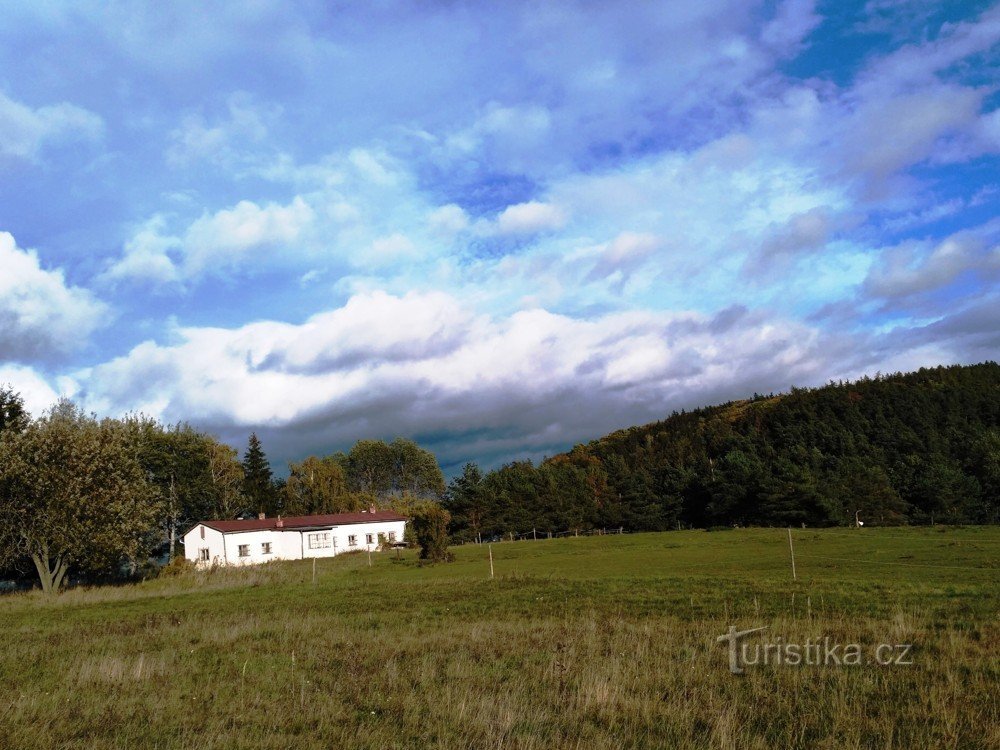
left=391, top=438, right=446, bottom=498
left=129, top=419, right=220, bottom=560
left=0, top=386, right=29, bottom=436
left=409, top=502, right=452, bottom=562
left=0, top=402, right=161, bottom=593
left=346, top=439, right=394, bottom=496
left=444, top=463, right=487, bottom=542
left=242, top=433, right=276, bottom=515
left=284, top=455, right=355, bottom=514
left=207, top=439, right=246, bottom=519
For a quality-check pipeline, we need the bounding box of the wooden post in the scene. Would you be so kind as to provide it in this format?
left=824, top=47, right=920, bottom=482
left=312, top=557, right=316, bottom=585
left=787, top=528, right=797, bottom=581
left=532, top=528, right=537, bottom=541
left=367, top=547, right=372, bottom=567
left=489, top=544, right=494, bottom=579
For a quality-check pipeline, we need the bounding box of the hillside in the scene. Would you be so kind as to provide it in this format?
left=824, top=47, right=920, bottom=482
left=445, top=363, right=1000, bottom=537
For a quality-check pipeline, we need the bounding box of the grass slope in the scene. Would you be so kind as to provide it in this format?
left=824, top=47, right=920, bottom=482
left=2, top=528, right=998, bottom=749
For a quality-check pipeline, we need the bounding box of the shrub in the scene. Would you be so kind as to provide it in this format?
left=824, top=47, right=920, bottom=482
left=158, top=556, right=197, bottom=578
left=409, top=503, right=453, bottom=562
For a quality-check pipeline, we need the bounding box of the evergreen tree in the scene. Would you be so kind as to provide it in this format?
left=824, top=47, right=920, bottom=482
left=242, top=433, right=276, bottom=515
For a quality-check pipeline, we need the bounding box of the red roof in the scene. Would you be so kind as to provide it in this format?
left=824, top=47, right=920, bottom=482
left=200, top=510, right=408, bottom=533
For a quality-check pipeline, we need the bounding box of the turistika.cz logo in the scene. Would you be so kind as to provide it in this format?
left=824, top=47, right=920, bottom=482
left=716, top=625, right=913, bottom=674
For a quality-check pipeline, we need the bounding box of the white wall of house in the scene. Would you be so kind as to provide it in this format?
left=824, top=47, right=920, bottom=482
left=182, top=524, right=227, bottom=566
left=183, top=519, right=406, bottom=567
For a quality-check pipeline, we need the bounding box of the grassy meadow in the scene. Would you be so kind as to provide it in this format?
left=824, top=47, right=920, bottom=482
left=2, top=527, right=998, bottom=749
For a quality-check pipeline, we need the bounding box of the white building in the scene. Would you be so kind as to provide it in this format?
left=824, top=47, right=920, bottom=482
left=182, top=510, right=407, bottom=567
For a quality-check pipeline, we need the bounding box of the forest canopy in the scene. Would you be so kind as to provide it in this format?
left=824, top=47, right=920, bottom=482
left=443, top=363, right=1000, bottom=539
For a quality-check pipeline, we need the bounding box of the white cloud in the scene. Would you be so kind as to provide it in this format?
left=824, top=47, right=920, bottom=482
left=363, top=233, right=418, bottom=267
left=495, top=201, right=568, bottom=235
left=0, top=90, right=103, bottom=160
left=864, top=226, right=1000, bottom=302
left=427, top=204, right=469, bottom=236
left=585, top=232, right=661, bottom=282
left=0, top=364, right=63, bottom=417
left=0, top=232, right=108, bottom=362
left=73, top=290, right=844, bottom=468
left=100, top=216, right=182, bottom=285
left=166, top=92, right=277, bottom=169
left=184, top=197, right=314, bottom=275
left=105, top=197, right=315, bottom=283
left=761, top=0, right=823, bottom=55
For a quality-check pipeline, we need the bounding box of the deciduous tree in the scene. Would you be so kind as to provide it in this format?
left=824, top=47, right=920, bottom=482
left=0, top=402, right=161, bottom=593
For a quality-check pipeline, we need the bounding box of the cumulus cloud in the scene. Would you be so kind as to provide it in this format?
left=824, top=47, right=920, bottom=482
left=184, top=197, right=314, bottom=274
left=0, top=90, right=103, bottom=160
left=104, top=197, right=315, bottom=283
left=0, top=364, right=64, bottom=416
left=494, top=201, right=568, bottom=235
left=0, top=232, right=108, bottom=362
left=73, top=290, right=847, bottom=469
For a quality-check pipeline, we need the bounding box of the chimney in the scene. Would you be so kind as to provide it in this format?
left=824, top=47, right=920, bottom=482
left=258, top=512, right=266, bottom=520
left=369, top=503, right=377, bottom=514
left=276, top=515, right=284, bottom=528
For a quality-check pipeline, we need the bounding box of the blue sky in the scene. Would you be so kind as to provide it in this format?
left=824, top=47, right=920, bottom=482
left=1, top=0, right=998, bottom=474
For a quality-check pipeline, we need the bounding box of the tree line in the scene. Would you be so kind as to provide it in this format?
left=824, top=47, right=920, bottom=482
left=0, top=388, right=445, bottom=591
left=3, top=362, right=998, bottom=591
left=443, top=363, right=1000, bottom=540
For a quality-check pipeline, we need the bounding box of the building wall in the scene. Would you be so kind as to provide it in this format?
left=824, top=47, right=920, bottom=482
left=301, top=520, right=405, bottom=559
left=183, top=519, right=406, bottom=567
left=182, top=525, right=227, bottom=566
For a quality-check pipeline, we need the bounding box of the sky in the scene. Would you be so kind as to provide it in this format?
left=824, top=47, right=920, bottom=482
left=0, top=0, right=998, bottom=475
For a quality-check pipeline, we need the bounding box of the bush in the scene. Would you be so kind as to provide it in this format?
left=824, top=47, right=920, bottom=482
left=158, top=556, right=197, bottom=578
left=409, top=503, right=453, bottom=562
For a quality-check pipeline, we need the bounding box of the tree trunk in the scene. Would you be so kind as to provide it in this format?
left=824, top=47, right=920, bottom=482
left=30, top=548, right=68, bottom=595
left=168, top=472, right=177, bottom=560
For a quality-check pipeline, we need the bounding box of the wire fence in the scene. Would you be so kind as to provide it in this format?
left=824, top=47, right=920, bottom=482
left=457, top=525, right=997, bottom=575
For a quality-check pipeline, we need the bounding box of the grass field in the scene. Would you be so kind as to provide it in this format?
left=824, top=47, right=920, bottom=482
left=2, top=527, right=998, bottom=749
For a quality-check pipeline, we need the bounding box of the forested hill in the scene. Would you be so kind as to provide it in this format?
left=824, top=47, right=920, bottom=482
left=444, top=363, right=1000, bottom=537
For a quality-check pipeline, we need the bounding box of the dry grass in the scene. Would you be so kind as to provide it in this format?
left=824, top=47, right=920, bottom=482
left=1, top=527, right=997, bottom=749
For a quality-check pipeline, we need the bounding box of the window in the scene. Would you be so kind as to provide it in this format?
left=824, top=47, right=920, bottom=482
left=238, top=544, right=250, bottom=558
left=261, top=542, right=272, bottom=555
left=200, top=526, right=205, bottom=539
left=308, top=533, right=331, bottom=549
left=348, top=534, right=357, bottom=547
left=366, top=533, right=374, bottom=545
left=199, top=548, right=210, bottom=562
left=388, top=531, right=396, bottom=542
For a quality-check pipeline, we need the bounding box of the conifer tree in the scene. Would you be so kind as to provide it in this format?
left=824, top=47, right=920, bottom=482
left=242, top=433, right=275, bottom=515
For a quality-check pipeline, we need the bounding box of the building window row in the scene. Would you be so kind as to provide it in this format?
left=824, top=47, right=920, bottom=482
left=223, top=527, right=400, bottom=559
left=308, top=532, right=332, bottom=549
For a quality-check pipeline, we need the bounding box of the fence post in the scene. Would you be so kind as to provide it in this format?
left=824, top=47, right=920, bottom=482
left=787, top=528, right=797, bottom=581
left=489, top=544, right=494, bottom=579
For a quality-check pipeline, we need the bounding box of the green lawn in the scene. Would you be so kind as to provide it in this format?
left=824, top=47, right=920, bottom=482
left=2, top=527, right=998, bottom=749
